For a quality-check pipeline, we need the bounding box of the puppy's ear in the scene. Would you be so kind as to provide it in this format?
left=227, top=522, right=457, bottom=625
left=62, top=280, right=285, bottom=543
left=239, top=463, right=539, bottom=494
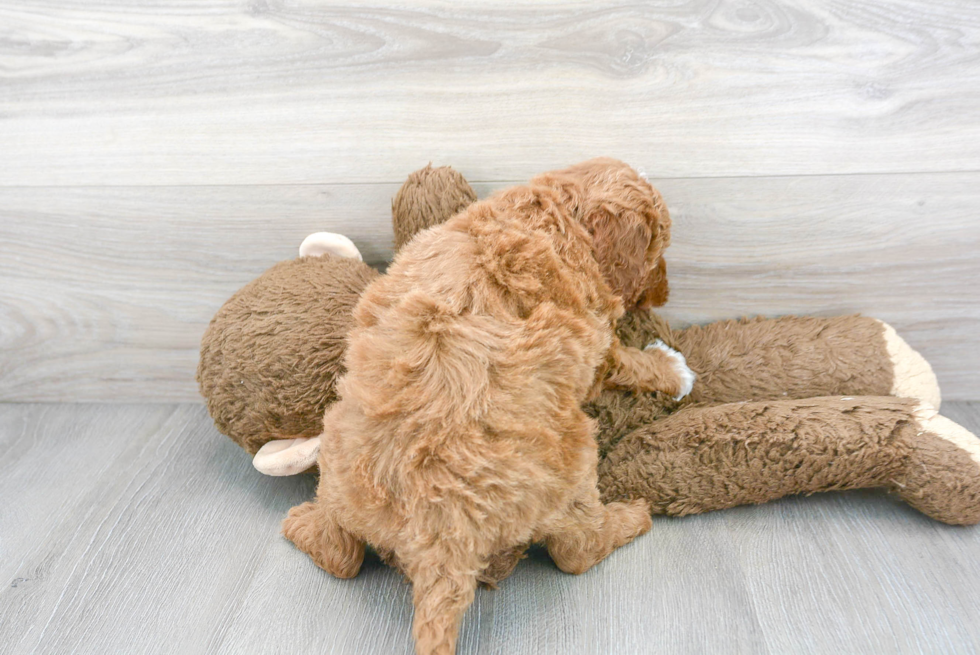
left=253, top=436, right=320, bottom=476
left=580, top=205, right=653, bottom=308
left=637, top=257, right=669, bottom=309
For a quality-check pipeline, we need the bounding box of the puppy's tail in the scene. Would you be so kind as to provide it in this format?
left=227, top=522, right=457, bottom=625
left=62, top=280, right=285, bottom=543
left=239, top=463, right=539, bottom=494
left=407, top=546, right=481, bottom=655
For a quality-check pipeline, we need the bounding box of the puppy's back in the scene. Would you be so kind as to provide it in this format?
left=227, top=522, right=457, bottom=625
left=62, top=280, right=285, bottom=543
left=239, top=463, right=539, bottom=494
left=336, top=195, right=611, bottom=537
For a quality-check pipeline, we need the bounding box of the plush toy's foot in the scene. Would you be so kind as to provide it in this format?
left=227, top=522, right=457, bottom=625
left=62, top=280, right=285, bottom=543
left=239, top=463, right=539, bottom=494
left=895, top=404, right=980, bottom=525
left=877, top=320, right=941, bottom=409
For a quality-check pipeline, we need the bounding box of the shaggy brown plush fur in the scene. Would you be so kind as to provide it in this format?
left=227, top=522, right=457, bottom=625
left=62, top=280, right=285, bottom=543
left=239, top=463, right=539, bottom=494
left=677, top=315, right=895, bottom=404
left=381, top=167, right=977, bottom=535
left=197, top=255, right=378, bottom=454
left=283, top=159, right=680, bottom=655
left=592, top=311, right=895, bottom=456
left=197, top=163, right=976, bottom=525
left=197, top=162, right=979, bottom=653
left=391, top=164, right=478, bottom=251
left=598, top=395, right=980, bottom=525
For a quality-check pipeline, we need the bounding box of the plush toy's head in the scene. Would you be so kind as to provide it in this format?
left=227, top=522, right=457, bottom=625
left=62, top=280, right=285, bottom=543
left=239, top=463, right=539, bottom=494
left=197, top=234, right=378, bottom=473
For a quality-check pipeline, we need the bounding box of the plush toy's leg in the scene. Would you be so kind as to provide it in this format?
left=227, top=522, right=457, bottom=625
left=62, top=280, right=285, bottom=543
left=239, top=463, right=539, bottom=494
left=281, top=501, right=365, bottom=578
left=665, top=315, right=939, bottom=408
left=252, top=435, right=320, bottom=476
left=899, top=404, right=980, bottom=524
left=542, top=473, right=651, bottom=575
left=598, top=396, right=980, bottom=525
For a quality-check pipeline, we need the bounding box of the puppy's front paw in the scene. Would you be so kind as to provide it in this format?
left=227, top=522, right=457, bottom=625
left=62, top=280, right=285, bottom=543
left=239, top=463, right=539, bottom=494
left=645, top=340, right=696, bottom=400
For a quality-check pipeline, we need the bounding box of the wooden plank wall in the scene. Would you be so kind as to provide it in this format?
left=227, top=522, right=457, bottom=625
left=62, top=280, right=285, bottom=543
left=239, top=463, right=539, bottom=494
left=1, top=1, right=978, bottom=402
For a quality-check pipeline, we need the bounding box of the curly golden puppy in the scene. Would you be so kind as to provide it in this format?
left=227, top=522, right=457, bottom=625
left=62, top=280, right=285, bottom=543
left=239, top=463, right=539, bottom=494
left=283, top=158, right=694, bottom=655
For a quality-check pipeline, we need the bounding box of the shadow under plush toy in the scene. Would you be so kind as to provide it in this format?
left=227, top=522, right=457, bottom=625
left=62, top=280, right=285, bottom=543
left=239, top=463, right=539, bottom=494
left=198, top=164, right=980, bottom=579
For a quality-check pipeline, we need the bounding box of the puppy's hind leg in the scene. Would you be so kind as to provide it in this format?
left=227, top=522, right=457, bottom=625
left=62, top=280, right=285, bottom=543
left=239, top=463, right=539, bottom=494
left=544, top=480, right=652, bottom=575
left=403, top=546, right=482, bottom=655
left=282, top=501, right=365, bottom=578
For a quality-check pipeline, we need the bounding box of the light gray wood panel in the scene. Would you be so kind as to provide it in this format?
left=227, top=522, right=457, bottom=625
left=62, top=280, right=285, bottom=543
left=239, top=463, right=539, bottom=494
left=0, top=183, right=398, bottom=404
left=1, top=172, right=978, bottom=403
left=2, top=0, right=980, bottom=186
left=1, top=402, right=979, bottom=653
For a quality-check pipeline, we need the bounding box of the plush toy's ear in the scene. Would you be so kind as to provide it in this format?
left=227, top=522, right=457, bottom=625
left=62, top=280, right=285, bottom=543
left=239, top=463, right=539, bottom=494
left=252, top=436, right=321, bottom=476
left=299, top=232, right=362, bottom=260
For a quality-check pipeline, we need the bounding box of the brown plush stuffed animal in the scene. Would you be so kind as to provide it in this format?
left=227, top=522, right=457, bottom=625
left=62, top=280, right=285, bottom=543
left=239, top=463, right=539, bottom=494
left=197, top=233, right=378, bottom=474
left=197, top=164, right=980, bottom=543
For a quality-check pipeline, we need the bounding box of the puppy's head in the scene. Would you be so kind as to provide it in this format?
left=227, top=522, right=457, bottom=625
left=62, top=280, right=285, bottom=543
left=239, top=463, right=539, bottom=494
left=534, top=158, right=672, bottom=310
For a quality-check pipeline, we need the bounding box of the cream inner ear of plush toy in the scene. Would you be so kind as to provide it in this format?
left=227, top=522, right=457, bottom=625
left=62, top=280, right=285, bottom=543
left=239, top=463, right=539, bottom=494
left=299, top=232, right=363, bottom=260
left=253, top=436, right=321, bottom=476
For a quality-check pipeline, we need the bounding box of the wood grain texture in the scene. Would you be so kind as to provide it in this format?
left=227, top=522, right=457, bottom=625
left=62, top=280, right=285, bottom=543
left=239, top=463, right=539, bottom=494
left=1, top=402, right=979, bottom=654
left=2, top=0, right=980, bottom=186
left=3, top=2, right=979, bottom=650
left=1, top=172, right=977, bottom=402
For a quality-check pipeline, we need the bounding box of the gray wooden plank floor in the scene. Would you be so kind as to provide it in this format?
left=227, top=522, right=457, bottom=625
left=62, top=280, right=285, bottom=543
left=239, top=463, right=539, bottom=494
left=2, top=402, right=979, bottom=654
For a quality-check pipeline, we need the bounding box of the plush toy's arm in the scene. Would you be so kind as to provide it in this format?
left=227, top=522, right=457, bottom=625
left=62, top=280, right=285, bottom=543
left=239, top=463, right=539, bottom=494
left=671, top=315, right=940, bottom=409
left=597, top=395, right=980, bottom=525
